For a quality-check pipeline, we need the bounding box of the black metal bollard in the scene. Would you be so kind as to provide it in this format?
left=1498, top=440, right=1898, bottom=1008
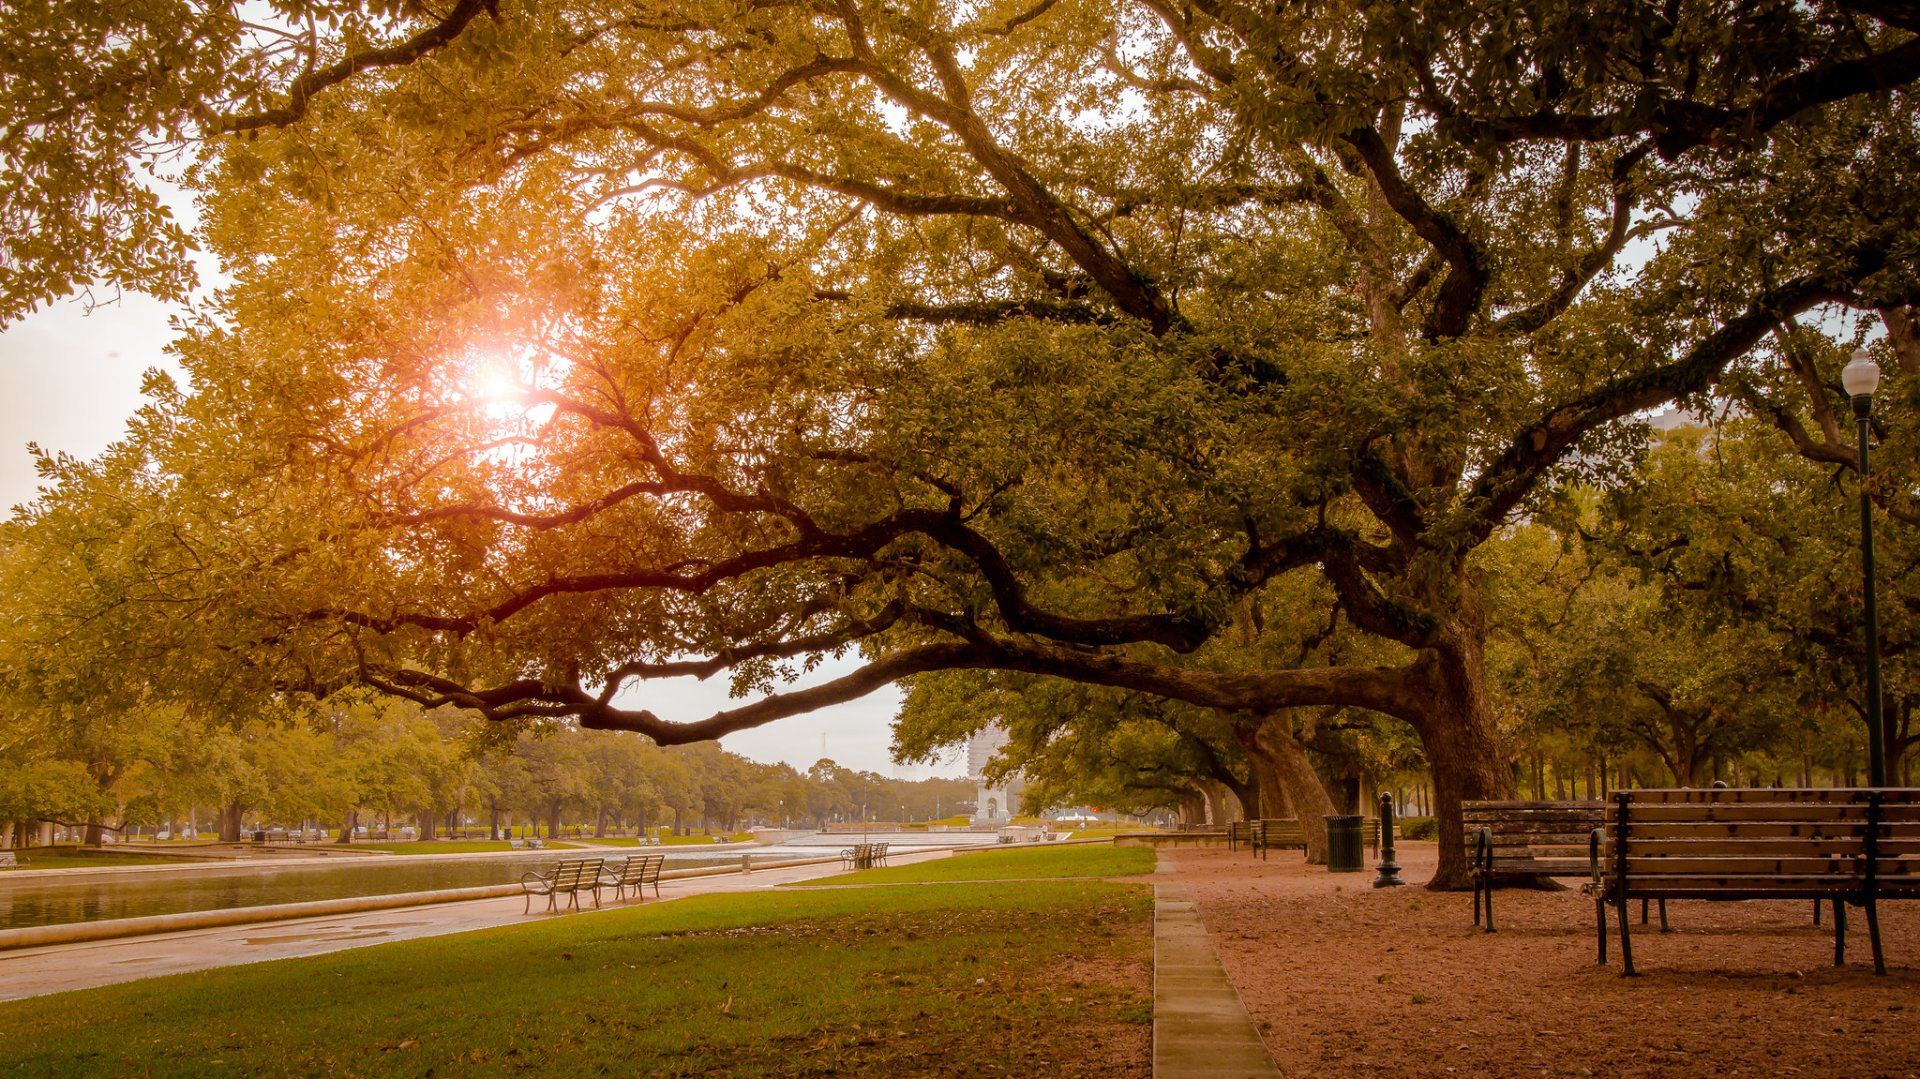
left=1373, top=792, right=1406, bottom=888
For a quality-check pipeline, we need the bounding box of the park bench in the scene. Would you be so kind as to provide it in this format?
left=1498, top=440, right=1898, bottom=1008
left=840, top=843, right=888, bottom=869
left=1465, top=800, right=1608, bottom=931
left=520, top=857, right=606, bottom=914
left=601, top=853, right=666, bottom=901
left=1226, top=820, right=1252, bottom=852
left=1588, top=788, right=1920, bottom=976
left=1249, top=818, right=1382, bottom=860
left=0, top=851, right=17, bottom=867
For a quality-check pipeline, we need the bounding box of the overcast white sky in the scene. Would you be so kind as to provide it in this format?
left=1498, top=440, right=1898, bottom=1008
left=0, top=285, right=957, bottom=781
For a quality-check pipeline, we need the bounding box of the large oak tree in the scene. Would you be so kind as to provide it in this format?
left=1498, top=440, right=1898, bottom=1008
left=5, top=0, right=1919, bottom=884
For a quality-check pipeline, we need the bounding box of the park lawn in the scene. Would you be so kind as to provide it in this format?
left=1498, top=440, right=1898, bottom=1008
left=348, top=841, right=583, bottom=855
left=0, top=880, right=1151, bottom=1078
left=0, top=852, right=196, bottom=870
left=792, top=843, right=1155, bottom=887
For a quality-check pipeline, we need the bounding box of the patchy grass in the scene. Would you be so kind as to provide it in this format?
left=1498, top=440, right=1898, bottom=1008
left=0, top=880, right=1151, bottom=1078
left=0, top=852, right=197, bottom=870
left=347, top=841, right=583, bottom=855
left=792, top=844, right=1155, bottom=887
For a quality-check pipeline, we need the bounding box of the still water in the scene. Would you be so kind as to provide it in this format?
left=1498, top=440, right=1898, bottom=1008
left=0, top=850, right=785, bottom=929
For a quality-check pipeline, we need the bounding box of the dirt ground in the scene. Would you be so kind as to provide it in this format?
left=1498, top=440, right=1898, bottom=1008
left=1160, top=843, right=1920, bottom=1079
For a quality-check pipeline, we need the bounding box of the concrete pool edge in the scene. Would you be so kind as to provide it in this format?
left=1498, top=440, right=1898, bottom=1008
left=0, top=855, right=844, bottom=951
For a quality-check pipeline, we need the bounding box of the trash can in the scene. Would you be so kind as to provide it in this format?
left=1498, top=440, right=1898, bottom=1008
left=253, top=830, right=266, bottom=843
left=1324, top=815, right=1365, bottom=872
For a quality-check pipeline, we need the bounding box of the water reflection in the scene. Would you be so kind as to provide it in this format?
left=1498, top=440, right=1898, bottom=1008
left=0, top=851, right=760, bottom=929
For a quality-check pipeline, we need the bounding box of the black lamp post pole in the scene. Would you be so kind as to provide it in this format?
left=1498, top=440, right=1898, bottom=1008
left=1856, top=392, right=1887, bottom=788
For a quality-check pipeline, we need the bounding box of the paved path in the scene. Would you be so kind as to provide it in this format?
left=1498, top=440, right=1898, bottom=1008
left=0, top=851, right=947, bottom=1003
left=1153, top=878, right=1281, bottom=1078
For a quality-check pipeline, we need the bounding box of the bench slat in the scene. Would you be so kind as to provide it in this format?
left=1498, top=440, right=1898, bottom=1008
left=1618, top=856, right=1910, bottom=875
left=1628, top=788, right=1920, bottom=804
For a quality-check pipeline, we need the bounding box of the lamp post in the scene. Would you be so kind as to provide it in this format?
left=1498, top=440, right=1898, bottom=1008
left=1844, top=348, right=1887, bottom=787
left=1372, top=792, right=1405, bottom=888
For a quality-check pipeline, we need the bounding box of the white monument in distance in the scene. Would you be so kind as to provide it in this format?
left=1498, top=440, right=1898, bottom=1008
left=966, top=724, right=1025, bottom=824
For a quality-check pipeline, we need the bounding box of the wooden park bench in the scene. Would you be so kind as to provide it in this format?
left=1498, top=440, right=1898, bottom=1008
left=601, top=853, right=666, bottom=901
left=1588, top=788, right=1920, bottom=975
left=0, top=851, right=18, bottom=867
left=1249, top=818, right=1382, bottom=860
left=520, top=857, right=606, bottom=914
left=1465, top=800, right=1607, bottom=931
left=1226, top=820, right=1252, bottom=852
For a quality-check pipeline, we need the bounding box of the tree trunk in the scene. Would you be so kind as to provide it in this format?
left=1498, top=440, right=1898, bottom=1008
left=219, top=799, right=245, bottom=843
left=1253, top=718, right=1339, bottom=863
left=488, top=807, right=502, bottom=841
left=83, top=819, right=107, bottom=847
left=417, top=807, right=437, bottom=841
left=1410, top=617, right=1516, bottom=890
left=337, top=808, right=357, bottom=844
left=546, top=803, right=562, bottom=839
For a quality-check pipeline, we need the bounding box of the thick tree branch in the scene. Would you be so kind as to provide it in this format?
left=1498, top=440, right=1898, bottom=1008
left=220, top=0, right=497, bottom=133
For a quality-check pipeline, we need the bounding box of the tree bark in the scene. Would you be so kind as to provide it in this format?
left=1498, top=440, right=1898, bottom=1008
left=219, top=799, right=246, bottom=843
left=1409, top=613, right=1516, bottom=890
left=1250, top=716, right=1339, bottom=863
left=337, top=808, right=357, bottom=844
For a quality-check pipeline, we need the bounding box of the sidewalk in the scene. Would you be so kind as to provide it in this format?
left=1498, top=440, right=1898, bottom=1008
left=0, top=850, right=950, bottom=1003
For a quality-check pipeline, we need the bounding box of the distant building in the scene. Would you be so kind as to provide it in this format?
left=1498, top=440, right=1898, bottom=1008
left=966, top=725, right=1025, bottom=824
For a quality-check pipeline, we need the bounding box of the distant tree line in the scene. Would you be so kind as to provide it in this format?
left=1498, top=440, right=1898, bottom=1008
left=1, top=694, right=973, bottom=848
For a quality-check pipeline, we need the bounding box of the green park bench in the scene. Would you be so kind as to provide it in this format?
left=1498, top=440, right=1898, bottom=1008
left=1588, top=788, right=1920, bottom=976
left=520, top=857, right=607, bottom=914
left=1465, top=799, right=1608, bottom=931
left=601, top=853, right=666, bottom=901
left=1249, top=817, right=1382, bottom=860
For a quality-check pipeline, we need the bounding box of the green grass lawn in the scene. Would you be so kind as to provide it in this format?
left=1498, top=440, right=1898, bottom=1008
left=0, top=879, right=1151, bottom=1077
left=0, top=852, right=197, bottom=870
left=791, top=843, right=1156, bottom=887
left=347, top=840, right=583, bottom=855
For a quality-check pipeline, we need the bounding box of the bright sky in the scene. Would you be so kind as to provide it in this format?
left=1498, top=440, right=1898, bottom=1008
left=0, top=290, right=956, bottom=781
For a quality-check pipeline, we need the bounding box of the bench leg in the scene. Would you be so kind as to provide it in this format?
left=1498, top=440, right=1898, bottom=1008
left=1833, top=898, right=1847, bottom=966
left=1595, top=893, right=1608, bottom=965
left=1813, top=898, right=1822, bottom=926
left=1615, top=895, right=1637, bottom=976
left=1866, top=898, right=1885, bottom=975
left=1657, top=898, right=1670, bottom=933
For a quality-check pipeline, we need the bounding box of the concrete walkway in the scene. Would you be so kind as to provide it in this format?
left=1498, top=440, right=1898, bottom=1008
left=1153, top=880, right=1281, bottom=1078
left=0, top=851, right=945, bottom=1003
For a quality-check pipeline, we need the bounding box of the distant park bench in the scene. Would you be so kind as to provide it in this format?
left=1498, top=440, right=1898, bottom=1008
left=508, top=838, right=546, bottom=850
left=1226, top=821, right=1252, bottom=852
left=839, top=843, right=889, bottom=870
left=601, top=853, right=666, bottom=901
left=1589, top=788, right=1920, bottom=976
left=1465, top=800, right=1608, bottom=931
left=0, top=851, right=18, bottom=867
left=1249, top=818, right=1381, bottom=860
left=520, top=857, right=606, bottom=914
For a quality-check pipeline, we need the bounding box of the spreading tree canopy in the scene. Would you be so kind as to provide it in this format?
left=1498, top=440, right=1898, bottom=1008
left=5, top=0, right=1919, bottom=884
